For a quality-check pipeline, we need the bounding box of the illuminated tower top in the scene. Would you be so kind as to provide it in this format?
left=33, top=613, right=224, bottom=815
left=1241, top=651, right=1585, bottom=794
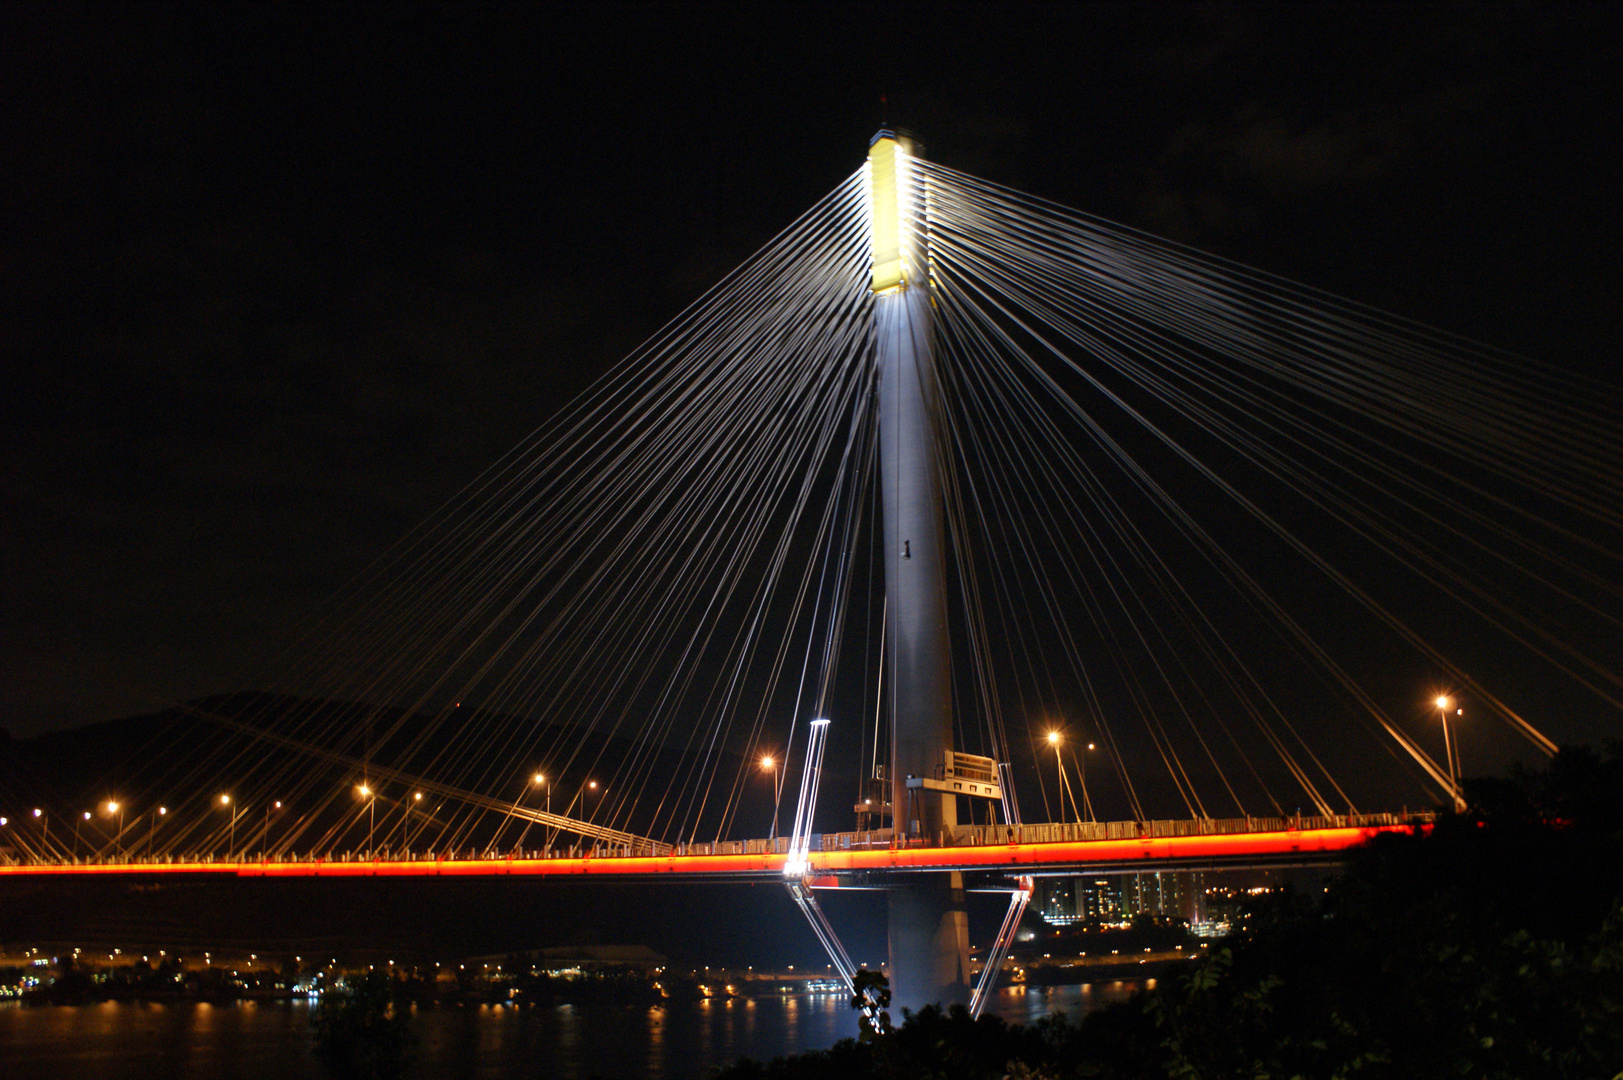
left=868, top=131, right=919, bottom=294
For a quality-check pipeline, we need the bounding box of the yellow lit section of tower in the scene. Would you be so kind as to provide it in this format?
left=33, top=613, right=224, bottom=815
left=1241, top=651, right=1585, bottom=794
left=869, top=134, right=908, bottom=293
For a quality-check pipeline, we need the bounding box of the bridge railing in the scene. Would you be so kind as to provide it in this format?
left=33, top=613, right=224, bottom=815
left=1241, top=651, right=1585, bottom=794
left=0, top=812, right=1431, bottom=867
left=811, top=811, right=1433, bottom=853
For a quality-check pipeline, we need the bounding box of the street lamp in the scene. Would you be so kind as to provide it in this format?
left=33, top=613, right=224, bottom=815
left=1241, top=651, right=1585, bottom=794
left=511, top=773, right=549, bottom=853
left=33, top=808, right=49, bottom=858
left=148, top=806, right=166, bottom=857
left=1046, top=731, right=1074, bottom=824
left=408, top=791, right=423, bottom=854
left=220, top=795, right=238, bottom=860
left=761, top=755, right=785, bottom=841
left=107, top=801, right=124, bottom=859
left=1434, top=696, right=1466, bottom=812
left=1079, top=743, right=1097, bottom=824
left=358, top=784, right=375, bottom=856
left=262, top=800, right=282, bottom=859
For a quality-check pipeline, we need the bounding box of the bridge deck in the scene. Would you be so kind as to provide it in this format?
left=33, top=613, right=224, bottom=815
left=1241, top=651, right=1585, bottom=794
left=0, top=821, right=1423, bottom=880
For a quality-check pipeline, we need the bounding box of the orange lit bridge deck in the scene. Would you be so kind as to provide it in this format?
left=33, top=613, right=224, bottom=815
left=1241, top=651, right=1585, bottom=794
left=0, top=817, right=1428, bottom=883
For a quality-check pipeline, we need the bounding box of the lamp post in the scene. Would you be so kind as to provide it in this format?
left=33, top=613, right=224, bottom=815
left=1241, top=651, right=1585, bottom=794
left=1434, top=696, right=1466, bottom=812
left=533, top=773, right=550, bottom=817
left=220, top=795, right=238, bottom=860
left=1079, top=743, right=1096, bottom=823
left=148, top=806, right=166, bottom=858
left=33, top=809, right=49, bottom=859
left=358, top=784, right=375, bottom=856
left=551, top=779, right=601, bottom=852
left=76, top=810, right=90, bottom=857
left=409, top=792, right=423, bottom=854
left=513, top=773, right=547, bottom=853
left=107, top=801, right=124, bottom=859
left=1046, top=731, right=1074, bottom=823
left=761, top=755, right=785, bottom=841
left=262, top=800, right=282, bottom=859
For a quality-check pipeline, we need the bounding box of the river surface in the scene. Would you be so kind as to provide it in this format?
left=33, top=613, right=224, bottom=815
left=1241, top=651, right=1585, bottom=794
left=0, top=981, right=1148, bottom=1078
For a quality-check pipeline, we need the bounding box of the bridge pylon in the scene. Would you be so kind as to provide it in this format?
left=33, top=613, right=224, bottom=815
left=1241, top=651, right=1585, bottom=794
left=870, top=129, right=971, bottom=1011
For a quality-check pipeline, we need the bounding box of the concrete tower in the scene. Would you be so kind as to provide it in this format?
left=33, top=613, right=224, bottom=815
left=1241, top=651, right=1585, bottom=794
left=869, top=131, right=971, bottom=1011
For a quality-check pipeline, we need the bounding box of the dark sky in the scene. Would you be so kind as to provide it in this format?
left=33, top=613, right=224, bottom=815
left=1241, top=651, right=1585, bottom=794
left=3, top=2, right=1618, bottom=740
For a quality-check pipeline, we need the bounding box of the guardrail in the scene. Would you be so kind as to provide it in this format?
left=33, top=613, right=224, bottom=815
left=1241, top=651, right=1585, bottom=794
left=811, top=811, right=1434, bottom=852
left=0, top=813, right=1433, bottom=868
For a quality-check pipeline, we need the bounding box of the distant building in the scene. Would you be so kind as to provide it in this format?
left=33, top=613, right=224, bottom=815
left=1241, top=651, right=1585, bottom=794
left=1036, top=875, right=1120, bottom=925
left=1036, top=871, right=1202, bottom=926
left=1118, top=871, right=1200, bottom=922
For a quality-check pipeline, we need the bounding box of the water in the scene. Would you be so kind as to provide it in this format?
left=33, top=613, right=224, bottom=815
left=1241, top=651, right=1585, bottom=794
left=0, top=982, right=1145, bottom=1078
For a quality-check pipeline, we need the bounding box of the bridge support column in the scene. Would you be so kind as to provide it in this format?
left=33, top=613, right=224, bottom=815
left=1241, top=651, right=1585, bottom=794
left=871, top=129, right=970, bottom=1012
left=887, top=871, right=969, bottom=1011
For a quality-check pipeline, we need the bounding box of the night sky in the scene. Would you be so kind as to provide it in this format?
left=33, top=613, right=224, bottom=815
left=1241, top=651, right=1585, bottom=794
left=4, top=2, right=1619, bottom=742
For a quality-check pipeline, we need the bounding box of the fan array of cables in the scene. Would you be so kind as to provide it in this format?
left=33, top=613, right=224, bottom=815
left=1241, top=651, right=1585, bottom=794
left=80, top=153, right=1618, bottom=861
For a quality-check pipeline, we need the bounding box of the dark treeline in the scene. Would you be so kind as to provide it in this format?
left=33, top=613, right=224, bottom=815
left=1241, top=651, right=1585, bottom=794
left=717, top=746, right=1623, bottom=1079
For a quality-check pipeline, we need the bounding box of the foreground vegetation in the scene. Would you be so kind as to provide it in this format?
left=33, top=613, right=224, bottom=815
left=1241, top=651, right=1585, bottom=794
left=718, top=747, right=1623, bottom=1079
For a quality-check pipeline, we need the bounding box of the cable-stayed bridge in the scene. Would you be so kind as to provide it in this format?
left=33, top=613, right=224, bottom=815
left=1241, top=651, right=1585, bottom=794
left=2, top=132, right=1616, bottom=1014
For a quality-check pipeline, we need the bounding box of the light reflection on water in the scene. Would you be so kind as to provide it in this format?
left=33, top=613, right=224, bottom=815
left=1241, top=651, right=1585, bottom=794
left=0, top=982, right=1145, bottom=1080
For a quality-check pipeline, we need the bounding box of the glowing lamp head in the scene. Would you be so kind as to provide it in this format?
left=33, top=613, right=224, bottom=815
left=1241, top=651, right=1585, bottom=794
left=414, top=792, right=423, bottom=801
left=219, top=794, right=230, bottom=806
left=761, top=756, right=774, bottom=770
left=1435, top=696, right=1450, bottom=710
left=83, top=811, right=91, bottom=820
left=587, top=781, right=598, bottom=791
left=107, top=801, right=119, bottom=813
left=33, top=808, right=42, bottom=818
left=1087, top=742, right=1096, bottom=751
left=1046, top=731, right=1061, bottom=745
left=357, top=784, right=371, bottom=798
left=533, top=773, right=545, bottom=785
